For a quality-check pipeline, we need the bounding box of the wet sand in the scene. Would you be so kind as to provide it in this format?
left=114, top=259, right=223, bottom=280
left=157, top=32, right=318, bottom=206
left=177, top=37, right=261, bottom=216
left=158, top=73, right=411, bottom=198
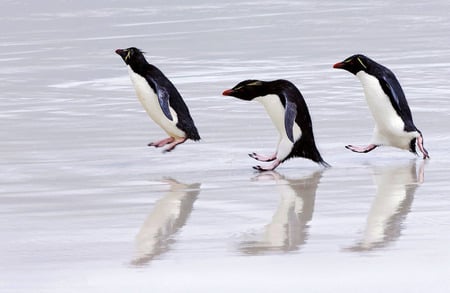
left=1, top=1, right=450, bottom=292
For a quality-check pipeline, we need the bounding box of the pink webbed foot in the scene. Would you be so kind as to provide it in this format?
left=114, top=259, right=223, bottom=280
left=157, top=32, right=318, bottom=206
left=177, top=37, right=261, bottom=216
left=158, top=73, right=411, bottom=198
left=163, top=137, right=187, bottom=153
left=253, top=159, right=281, bottom=172
left=148, top=137, right=175, bottom=148
left=417, top=135, right=430, bottom=159
left=345, top=144, right=378, bottom=153
left=249, top=152, right=277, bottom=162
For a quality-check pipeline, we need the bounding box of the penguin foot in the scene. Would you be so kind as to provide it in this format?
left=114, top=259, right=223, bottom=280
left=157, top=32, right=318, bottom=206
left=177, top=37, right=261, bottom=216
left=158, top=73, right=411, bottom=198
left=163, top=138, right=187, bottom=153
left=148, top=137, right=175, bottom=148
left=252, top=159, right=281, bottom=172
left=345, top=144, right=378, bottom=153
left=248, top=152, right=277, bottom=162
left=417, top=135, right=430, bottom=159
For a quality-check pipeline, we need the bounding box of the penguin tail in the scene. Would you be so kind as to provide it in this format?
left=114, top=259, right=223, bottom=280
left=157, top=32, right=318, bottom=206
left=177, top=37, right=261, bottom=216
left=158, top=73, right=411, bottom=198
left=175, top=116, right=201, bottom=141
left=409, top=138, right=417, bottom=155
left=183, top=123, right=201, bottom=141
left=288, top=135, right=330, bottom=168
left=189, top=132, right=201, bottom=141
left=186, top=128, right=201, bottom=141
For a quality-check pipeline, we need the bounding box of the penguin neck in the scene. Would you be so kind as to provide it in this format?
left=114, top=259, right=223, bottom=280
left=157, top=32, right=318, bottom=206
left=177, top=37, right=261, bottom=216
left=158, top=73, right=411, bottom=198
left=128, top=58, right=151, bottom=75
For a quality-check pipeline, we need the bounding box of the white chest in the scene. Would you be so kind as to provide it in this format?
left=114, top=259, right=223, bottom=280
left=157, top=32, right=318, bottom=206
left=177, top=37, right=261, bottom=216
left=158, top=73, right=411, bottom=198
left=255, top=94, right=301, bottom=141
left=127, top=66, right=183, bottom=137
left=356, top=72, right=404, bottom=134
left=128, top=67, right=168, bottom=121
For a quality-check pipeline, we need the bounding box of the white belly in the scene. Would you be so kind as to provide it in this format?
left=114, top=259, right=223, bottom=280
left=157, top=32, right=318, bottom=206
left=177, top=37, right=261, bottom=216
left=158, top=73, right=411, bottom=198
left=255, top=94, right=302, bottom=160
left=128, top=66, right=185, bottom=138
left=357, top=72, right=416, bottom=149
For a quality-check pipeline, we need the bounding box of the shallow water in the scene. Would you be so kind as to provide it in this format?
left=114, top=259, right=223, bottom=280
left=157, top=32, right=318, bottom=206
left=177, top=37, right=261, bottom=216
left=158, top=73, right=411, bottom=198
left=1, top=1, right=450, bottom=292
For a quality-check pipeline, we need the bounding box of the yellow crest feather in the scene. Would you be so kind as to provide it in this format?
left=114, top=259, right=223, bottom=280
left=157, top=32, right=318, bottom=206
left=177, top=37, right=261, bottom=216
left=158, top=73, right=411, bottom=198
left=125, top=50, right=131, bottom=61
left=357, top=57, right=367, bottom=69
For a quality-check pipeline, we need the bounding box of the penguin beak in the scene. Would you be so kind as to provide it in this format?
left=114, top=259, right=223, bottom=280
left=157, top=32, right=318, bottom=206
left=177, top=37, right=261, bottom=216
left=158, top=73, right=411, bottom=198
left=222, top=89, right=234, bottom=96
left=115, top=49, right=126, bottom=58
left=333, top=62, right=345, bottom=69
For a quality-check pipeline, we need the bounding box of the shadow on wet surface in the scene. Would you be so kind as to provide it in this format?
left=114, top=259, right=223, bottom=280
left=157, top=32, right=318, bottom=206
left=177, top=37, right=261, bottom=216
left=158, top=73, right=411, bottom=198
left=130, top=178, right=201, bottom=266
left=346, top=160, right=425, bottom=252
left=238, top=170, right=324, bottom=254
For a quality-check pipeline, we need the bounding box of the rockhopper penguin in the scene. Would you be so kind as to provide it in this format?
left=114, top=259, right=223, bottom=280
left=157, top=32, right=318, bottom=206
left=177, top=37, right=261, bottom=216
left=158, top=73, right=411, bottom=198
left=333, top=54, right=429, bottom=159
left=223, top=79, right=329, bottom=171
left=116, top=47, right=200, bottom=152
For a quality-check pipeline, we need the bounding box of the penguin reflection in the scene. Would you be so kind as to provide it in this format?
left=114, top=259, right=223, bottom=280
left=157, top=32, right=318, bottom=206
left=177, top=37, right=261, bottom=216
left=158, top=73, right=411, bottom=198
left=240, top=171, right=323, bottom=254
left=348, top=160, right=425, bottom=252
left=131, top=178, right=200, bottom=266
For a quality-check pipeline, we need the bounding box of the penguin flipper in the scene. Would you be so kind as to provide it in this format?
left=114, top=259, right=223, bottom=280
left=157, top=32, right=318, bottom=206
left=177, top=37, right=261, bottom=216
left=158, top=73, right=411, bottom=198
left=155, top=84, right=173, bottom=121
left=284, top=100, right=297, bottom=143
left=378, top=75, right=415, bottom=131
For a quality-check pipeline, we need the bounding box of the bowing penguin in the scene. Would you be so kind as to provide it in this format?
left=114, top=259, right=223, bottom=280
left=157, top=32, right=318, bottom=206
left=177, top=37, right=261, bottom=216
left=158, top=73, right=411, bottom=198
left=116, top=47, right=200, bottom=152
left=333, top=54, right=429, bottom=159
left=223, top=79, right=329, bottom=171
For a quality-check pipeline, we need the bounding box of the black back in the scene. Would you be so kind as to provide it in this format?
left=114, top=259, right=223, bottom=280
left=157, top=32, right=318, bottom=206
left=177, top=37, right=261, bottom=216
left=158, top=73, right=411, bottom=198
left=116, top=47, right=200, bottom=140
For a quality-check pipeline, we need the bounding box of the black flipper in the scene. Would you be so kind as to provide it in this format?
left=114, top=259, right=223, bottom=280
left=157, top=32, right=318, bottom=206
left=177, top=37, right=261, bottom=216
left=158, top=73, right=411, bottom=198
left=155, top=84, right=173, bottom=121
left=378, top=74, right=416, bottom=132
left=284, top=100, right=297, bottom=143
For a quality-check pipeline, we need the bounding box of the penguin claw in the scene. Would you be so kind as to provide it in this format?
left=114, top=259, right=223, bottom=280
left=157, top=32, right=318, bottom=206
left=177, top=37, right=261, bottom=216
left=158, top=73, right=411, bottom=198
left=149, top=137, right=175, bottom=148
left=249, top=152, right=277, bottom=162
left=417, top=135, right=430, bottom=160
left=345, top=144, right=377, bottom=153
left=252, top=159, right=281, bottom=172
left=161, top=138, right=187, bottom=153
left=253, top=165, right=265, bottom=171
left=253, top=165, right=275, bottom=172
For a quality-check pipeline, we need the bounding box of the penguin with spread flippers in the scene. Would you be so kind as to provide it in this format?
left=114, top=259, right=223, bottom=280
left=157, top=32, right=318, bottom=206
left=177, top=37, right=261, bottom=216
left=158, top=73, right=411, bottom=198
left=223, top=79, right=329, bottom=171
left=116, top=47, right=200, bottom=152
left=333, top=54, right=429, bottom=159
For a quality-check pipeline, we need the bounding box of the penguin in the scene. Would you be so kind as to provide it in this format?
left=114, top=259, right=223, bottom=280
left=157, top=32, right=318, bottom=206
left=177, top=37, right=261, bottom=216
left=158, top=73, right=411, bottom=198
left=222, top=79, right=329, bottom=171
left=116, top=47, right=200, bottom=152
left=333, top=54, right=429, bottom=159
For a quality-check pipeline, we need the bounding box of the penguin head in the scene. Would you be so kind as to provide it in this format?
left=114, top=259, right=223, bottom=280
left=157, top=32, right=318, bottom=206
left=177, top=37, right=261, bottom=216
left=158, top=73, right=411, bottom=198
left=222, top=80, right=268, bottom=101
left=115, top=47, right=146, bottom=65
left=333, top=54, right=370, bottom=75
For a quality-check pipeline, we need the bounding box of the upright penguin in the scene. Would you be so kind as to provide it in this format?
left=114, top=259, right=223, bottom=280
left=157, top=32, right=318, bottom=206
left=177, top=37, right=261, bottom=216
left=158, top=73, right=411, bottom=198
left=222, top=79, right=329, bottom=171
left=333, top=54, right=429, bottom=159
left=116, top=47, right=200, bottom=152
